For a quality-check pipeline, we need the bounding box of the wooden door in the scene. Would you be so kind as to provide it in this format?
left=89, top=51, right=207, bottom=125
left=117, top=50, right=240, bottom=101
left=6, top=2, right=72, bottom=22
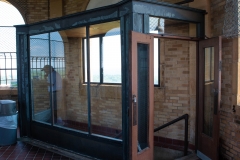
left=129, top=31, right=154, bottom=160
left=197, top=37, right=222, bottom=160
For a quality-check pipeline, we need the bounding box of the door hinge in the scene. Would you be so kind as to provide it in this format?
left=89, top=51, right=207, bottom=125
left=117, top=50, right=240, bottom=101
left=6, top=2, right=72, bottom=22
left=219, top=61, right=222, bottom=71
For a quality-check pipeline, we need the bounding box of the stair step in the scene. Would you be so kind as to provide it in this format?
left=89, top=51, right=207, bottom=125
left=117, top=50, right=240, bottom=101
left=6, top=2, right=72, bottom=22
left=175, top=153, right=200, bottom=160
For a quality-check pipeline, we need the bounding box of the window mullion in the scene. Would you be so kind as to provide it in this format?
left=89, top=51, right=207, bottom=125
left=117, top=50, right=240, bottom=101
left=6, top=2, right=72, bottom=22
left=100, top=36, right=103, bottom=84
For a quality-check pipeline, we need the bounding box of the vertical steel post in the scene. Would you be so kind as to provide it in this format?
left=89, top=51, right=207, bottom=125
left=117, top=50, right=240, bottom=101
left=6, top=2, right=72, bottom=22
left=86, top=26, right=92, bottom=134
left=184, top=114, right=189, bottom=156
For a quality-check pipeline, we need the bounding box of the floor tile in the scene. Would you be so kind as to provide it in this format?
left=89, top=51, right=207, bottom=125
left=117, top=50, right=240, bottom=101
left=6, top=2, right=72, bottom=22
left=0, top=141, right=75, bottom=160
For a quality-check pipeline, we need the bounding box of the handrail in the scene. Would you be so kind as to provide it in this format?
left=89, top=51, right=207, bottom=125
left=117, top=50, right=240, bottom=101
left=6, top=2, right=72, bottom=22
left=114, top=114, right=189, bottom=156
left=154, top=114, right=189, bottom=156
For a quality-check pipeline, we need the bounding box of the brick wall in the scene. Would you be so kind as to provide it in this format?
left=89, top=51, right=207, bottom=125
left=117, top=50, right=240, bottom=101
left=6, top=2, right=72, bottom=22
left=0, top=88, right=18, bottom=110
left=5, top=0, right=89, bottom=24
left=154, top=38, right=191, bottom=141
left=211, top=0, right=240, bottom=159
left=154, top=23, right=197, bottom=146
left=63, top=0, right=89, bottom=15
left=63, top=37, right=122, bottom=132
left=32, top=79, right=49, bottom=113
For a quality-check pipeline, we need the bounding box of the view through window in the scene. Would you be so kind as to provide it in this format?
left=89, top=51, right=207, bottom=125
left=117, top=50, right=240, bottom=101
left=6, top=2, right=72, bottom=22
left=0, top=1, right=25, bottom=87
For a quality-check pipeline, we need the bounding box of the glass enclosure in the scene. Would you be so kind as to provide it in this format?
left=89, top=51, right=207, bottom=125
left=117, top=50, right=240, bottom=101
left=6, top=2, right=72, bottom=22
left=30, top=20, right=122, bottom=140
left=17, top=1, right=206, bottom=159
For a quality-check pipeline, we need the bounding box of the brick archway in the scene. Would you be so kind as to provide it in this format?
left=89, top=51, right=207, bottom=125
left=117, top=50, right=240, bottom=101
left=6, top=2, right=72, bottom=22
left=0, top=0, right=27, bottom=24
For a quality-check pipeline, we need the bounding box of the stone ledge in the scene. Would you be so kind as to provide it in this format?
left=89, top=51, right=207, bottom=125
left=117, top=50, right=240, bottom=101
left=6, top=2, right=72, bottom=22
left=0, top=87, right=18, bottom=95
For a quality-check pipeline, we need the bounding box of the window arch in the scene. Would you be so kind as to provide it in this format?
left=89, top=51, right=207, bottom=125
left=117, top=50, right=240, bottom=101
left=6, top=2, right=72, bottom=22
left=0, top=1, right=25, bottom=86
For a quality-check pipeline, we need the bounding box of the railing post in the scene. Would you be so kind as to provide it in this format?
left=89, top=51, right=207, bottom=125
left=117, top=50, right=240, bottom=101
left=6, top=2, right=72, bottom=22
left=184, top=114, right=188, bottom=156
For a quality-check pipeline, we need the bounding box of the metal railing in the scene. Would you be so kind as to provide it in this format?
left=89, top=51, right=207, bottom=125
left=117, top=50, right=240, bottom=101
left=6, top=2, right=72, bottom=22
left=154, top=114, right=189, bottom=156
left=114, top=114, right=189, bottom=156
left=0, top=53, right=65, bottom=85
left=30, top=56, right=65, bottom=79
left=0, top=52, right=17, bottom=86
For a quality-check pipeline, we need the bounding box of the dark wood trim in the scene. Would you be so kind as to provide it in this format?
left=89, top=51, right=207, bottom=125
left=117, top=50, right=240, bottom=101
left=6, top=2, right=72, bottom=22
left=175, top=0, right=194, bottom=5
left=151, top=33, right=201, bottom=41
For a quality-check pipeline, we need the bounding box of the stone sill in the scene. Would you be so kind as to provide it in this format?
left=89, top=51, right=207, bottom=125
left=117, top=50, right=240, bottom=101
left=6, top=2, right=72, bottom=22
left=0, top=87, right=18, bottom=95
left=81, top=83, right=121, bottom=88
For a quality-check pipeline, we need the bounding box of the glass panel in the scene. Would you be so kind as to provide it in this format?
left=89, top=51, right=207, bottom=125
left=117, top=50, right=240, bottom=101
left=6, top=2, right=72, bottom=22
left=203, top=47, right=214, bottom=137
left=149, top=16, right=197, bottom=37
left=137, top=43, right=149, bottom=151
left=30, top=33, right=51, bottom=124
left=50, top=32, right=65, bottom=125
left=55, top=27, right=88, bottom=130
left=154, top=38, right=159, bottom=85
left=0, top=52, right=17, bottom=86
left=89, top=21, right=122, bottom=139
left=30, top=27, right=89, bottom=131
left=90, top=38, right=100, bottom=82
left=84, top=38, right=100, bottom=83
left=103, top=33, right=121, bottom=83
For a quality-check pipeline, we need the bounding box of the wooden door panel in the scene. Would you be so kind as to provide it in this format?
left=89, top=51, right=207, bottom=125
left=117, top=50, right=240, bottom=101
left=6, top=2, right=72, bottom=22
left=198, top=37, right=221, bottom=160
left=129, top=31, right=154, bottom=160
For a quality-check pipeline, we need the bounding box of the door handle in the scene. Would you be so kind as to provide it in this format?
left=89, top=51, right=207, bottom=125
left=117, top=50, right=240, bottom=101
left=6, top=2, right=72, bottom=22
left=132, top=95, right=137, bottom=126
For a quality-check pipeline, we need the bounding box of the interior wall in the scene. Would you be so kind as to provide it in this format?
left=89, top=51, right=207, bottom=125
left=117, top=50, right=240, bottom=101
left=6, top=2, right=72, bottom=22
left=154, top=23, right=197, bottom=147
left=63, top=36, right=122, bottom=132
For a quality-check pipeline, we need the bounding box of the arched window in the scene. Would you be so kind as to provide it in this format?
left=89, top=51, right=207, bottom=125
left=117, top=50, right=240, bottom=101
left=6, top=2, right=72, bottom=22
left=0, top=1, right=25, bottom=86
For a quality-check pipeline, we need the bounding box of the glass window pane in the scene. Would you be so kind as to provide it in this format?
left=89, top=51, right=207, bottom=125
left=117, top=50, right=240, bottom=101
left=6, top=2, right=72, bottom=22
left=137, top=43, right=149, bottom=151
left=50, top=32, right=65, bottom=125
left=203, top=47, right=214, bottom=137
left=0, top=27, right=17, bottom=86
left=103, top=34, right=121, bottom=83
left=30, top=33, right=51, bottom=124
left=149, top=16, right=197, bottom=37
left=84, top=38, right=100, bottom=83
left=89, top=21, right=122, bottom=140
left=90, top=37, right=100, bottom=82
left=59, top=27, right=88, bottom=131
left=154, top=38, right=159, bottom=85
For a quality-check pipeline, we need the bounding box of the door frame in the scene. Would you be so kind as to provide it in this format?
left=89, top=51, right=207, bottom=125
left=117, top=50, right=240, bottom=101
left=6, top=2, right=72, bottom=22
left=197, top=37, right=222, bottom=160
left=150, top=34, right=221, bottom=159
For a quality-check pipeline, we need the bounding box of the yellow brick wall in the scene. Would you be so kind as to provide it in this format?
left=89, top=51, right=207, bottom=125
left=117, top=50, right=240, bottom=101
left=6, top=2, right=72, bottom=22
left=154, top=38, right=191, bottom=141
left=63, top=0, right=89, bottom=15
left=5, top=0, right=89, bottom=24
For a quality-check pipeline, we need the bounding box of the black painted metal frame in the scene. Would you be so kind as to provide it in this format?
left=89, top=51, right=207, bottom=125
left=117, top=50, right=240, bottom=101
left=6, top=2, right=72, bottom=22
left=16, top=0, right=205, bottom=159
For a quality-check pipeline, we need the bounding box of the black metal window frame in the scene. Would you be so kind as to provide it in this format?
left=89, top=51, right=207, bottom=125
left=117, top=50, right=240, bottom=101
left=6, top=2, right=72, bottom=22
left=82, top=33, right=122, bottom=85
left=82, top=35, right=161, bottom=86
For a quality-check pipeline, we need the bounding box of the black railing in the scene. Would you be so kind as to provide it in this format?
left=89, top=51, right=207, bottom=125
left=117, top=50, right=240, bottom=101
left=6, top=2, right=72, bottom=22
left=115, top=114, right=189, bottom=156
left=154, top=114, right=189, bottom=156
left=0, top=52, right=17, bottom=86
left=30, top=56, right=65, bottom=79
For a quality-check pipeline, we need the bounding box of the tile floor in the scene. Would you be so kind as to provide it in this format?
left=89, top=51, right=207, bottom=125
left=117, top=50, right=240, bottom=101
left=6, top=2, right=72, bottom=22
left=0, top=141, right=73, bottom=160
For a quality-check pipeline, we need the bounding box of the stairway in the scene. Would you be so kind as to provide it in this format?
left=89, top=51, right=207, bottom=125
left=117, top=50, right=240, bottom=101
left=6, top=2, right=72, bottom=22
left=175, top=153, right=200, bottom=160
left=154, top=146, right=200, bottom=160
